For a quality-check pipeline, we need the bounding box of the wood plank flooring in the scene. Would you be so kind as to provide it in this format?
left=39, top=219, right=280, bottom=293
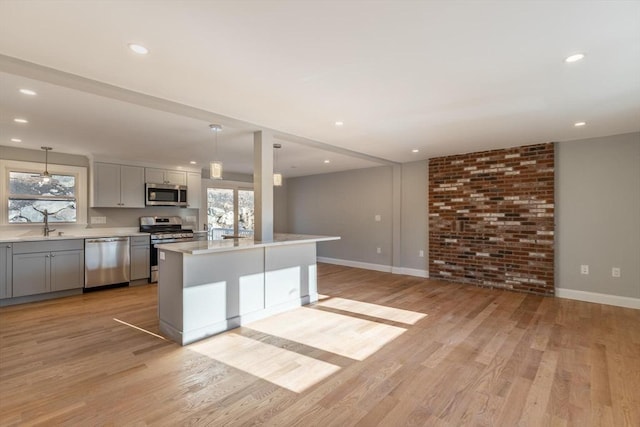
left=1, top=264, right=638, bottom=426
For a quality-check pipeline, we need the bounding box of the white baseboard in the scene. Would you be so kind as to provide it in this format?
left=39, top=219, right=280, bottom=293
left=391, top=266, right=429, bottom=278
left=556, top=288, right=640, bottom=310
left=317, top=257, right=429, bottom=278
left=317, top=257, right=392, bottom=273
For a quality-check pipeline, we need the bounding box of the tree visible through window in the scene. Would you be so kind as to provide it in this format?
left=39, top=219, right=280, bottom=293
left=207, top=188, right=234, bottom=232
left=238, top=190, right=254, bottom=233
left=207, top=188, right=254, bottom=239
left=8, top=171, right=77, bottom=223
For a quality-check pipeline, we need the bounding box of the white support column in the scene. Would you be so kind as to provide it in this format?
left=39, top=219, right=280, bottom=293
left=253, top=131, right=274, bottom=241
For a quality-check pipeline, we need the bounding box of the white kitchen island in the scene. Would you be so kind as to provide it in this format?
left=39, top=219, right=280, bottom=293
left=156, top=234, right=340, bottom=345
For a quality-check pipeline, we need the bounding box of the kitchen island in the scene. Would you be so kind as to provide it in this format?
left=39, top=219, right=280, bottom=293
left=155, top=233, right=340, bottom=345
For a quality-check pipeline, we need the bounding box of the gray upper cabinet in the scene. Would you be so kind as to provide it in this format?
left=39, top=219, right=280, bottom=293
left=120, top=166, right=146, bottom=207
left=145, top=168, right=186, bottom=185
left=92, top=162, right=145, bottom=208
left=0, top=244, right=13, bottom=299
left=186, top=172, right=201, bottom=209
left=12, top=240, right=84, bottom=298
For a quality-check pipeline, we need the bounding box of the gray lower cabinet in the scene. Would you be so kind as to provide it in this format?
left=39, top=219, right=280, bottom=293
left=12, top=252, right=49, bottom=297
left=130, top=236, right=150, bottom=281
left=0, top=244, right=12, bottom=299
left=12, top=240, right=84, bottom=298
left=51, top=250, right=85, bottom=291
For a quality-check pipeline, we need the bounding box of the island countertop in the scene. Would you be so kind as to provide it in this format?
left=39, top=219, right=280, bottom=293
left=155, top=233, right=340, bottom=255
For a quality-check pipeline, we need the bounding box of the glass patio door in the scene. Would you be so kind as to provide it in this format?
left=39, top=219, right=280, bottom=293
left=206, top=187, right=254, bottom=239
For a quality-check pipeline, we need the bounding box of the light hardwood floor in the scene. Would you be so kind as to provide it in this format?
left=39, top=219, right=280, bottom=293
left=1, top=264, right=638, bottom=426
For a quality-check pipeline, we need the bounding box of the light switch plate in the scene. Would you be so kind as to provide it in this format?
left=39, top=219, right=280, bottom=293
left=612, top=267, right=621, bottom=278
left=160, top=251, right=165, bottom=261
left=580, top=265, right=589, bottom=275
left=375, top=214, right=381, bottom=222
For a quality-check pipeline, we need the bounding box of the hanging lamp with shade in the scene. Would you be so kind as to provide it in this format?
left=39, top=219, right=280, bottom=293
left=273, top=143, right=282, bottom=187
left=209, top=124, right=223, bottom=180
left=40, top=146, right=53, bottom=183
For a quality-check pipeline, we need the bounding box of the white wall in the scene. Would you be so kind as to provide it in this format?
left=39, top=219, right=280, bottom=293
left=555, top=132, right=640, bottom=305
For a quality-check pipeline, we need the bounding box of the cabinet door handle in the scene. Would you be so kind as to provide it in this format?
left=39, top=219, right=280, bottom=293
left=51, top=254, right=55, bottom=258
left=45, top=254, right=49, bottom=258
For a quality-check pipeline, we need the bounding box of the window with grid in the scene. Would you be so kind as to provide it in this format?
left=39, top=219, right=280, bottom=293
left=8, top=171, right=77, bottom=223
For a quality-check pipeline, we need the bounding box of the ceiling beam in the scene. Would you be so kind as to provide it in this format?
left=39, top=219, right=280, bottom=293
left=0, top=54, right=398, bottom=167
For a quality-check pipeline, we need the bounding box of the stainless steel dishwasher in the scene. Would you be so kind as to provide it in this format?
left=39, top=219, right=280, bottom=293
left=85, top=237, right=130, bottom=288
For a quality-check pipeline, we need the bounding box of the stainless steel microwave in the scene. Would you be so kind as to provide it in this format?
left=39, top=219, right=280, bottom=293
left=145, top=183, right=188, bottom=207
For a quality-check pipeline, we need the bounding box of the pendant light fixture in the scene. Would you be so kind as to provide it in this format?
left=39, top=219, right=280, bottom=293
left=209, top=124, right=223, bottom=180
left=41, top=146, right=52, bottom=183
left=273, top=143, right=282, bottom=187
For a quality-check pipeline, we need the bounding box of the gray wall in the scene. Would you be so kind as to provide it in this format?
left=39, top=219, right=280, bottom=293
left=556, top=132, right=640, bottom=298
left=286, top=162, right=429, bottom=271
left=400, top=161, right=429, bottom=271
left=287, top=166, right=394, bottom=265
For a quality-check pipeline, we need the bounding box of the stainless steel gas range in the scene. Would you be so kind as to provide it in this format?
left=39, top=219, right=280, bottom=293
left=140, top=216, right=197, bottom=282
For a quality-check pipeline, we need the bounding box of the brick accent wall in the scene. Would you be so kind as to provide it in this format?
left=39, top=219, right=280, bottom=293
left=428, top=143, right=555, bottom=295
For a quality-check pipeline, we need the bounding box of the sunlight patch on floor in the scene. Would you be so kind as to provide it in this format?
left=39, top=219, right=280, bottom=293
left=189, top=333, right=340, bottom=393
left=247, top=307, right=406, bottom=361
left=317, top=296, right=427, bottom=325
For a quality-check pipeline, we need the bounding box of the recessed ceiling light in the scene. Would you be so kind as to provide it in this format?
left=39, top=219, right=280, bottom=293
left=19, top=88, right=37, bottom=96
left=565, top=53, right=585, bottom=63
left=190, top=161, right=197, bottom=165
left=13, top=118, right=28, bottom=123
left=574, top=121, right=586, bottom=127
left=334, top=121, right=344, bottom=127
left=412, top=149, right=419, bottom=153
left=11, top=138, right=22, bottom=143
left=128, top=43, right=149, bottom=55
left=324, top=159, right=331, bottom=164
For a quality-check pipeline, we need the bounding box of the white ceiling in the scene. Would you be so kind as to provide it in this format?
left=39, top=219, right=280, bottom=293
left=1, top=1, right=639, bottom=176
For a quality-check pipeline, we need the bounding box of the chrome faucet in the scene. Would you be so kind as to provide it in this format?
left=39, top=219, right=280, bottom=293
left=43, top=209, right=55, bottom=237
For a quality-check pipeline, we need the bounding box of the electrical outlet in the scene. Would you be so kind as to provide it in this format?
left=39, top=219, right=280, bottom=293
left=375, top=215, right=381, bottom=222
left=580, top=265, right=589, bottom=275
left=612, top=267, right=621, bottom=278
left=376, top=247, right=381, bottom=254
left=419, top=250, right=424, bottom=257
